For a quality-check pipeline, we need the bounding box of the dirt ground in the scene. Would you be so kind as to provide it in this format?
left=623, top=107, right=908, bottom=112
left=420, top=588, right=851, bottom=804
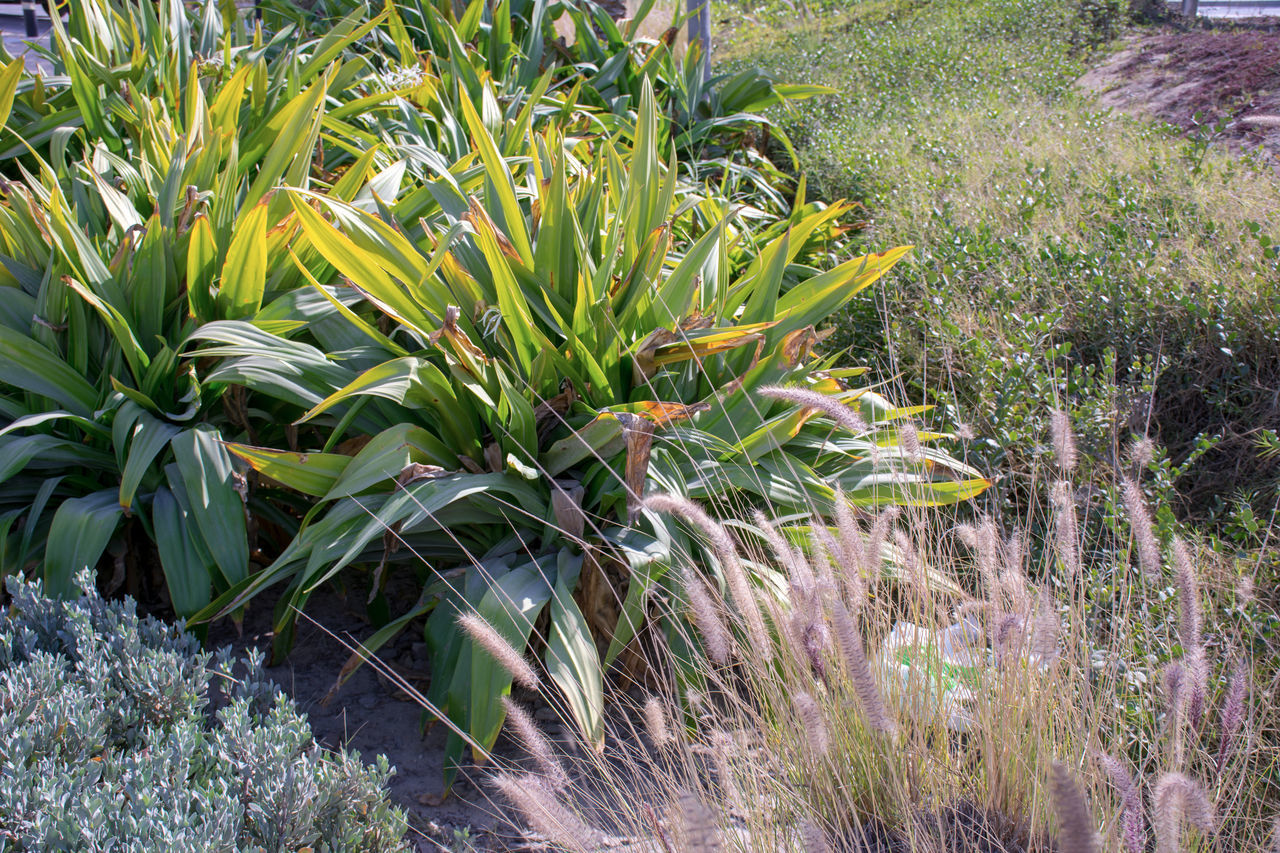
left=1077, top=21, right=1280, bottom=163
left=209, top=577, right=537, bottom=852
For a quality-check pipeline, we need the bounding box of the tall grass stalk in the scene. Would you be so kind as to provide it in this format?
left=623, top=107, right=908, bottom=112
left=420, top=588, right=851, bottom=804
left=433, top=419, right=1276, bottom=851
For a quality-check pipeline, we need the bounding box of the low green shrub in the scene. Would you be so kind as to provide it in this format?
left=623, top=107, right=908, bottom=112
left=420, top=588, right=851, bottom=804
left=716, top=0, right=1280, bottom=529
left=0, top=575, right=408, bottom=851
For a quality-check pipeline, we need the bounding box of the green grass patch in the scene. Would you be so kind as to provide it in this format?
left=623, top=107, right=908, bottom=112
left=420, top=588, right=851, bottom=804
left=717, top=0, right=1280, bottom=537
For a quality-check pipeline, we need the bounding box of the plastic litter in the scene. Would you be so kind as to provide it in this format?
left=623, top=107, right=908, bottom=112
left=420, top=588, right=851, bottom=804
left=877, top=616, right=988, bottom=732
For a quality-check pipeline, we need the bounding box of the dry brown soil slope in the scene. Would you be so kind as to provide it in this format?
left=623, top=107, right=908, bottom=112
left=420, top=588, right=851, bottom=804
left=1079, top=23, right=1280, bottom=162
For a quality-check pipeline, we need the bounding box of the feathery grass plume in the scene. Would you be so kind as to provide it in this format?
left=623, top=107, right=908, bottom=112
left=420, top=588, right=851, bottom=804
left=809, top=525, right=841, bottom=591
left=1237, top=574, right=1255, bottom=605
left=957, top=518, right=1001, bottom=602
left=643, top=696, right=674, bottom=748
left=1170, top=537, right=1207, bottom=726
left=501, top=697, right=569, bottom=790
left=752, top=509, right=807, bottom=583
left=681, top=568, right=732, bottom=665
left=1184, top=646, right=1208, bottom=730
left=760, top=385, right=869, bottom=435
left=1163, top=660, right=1186, bottom=715
left=1050, top=409, right=1078, bottom=471
left=833, top=489, right=869, bottom=590
left=1121, top=476, right=1161, bottom=578
left=800, top=818, right=832, bottom=853
left=1050, top=762, right=1100, bottom=853
left=1152, top=772, right=1215, bottom=853
left=999, top=529, right=1033, bottom=610
left=673, top=790, right=723, bottom=853
left=1169, top=538, right=1201, bottom=653
left=1129, top=436, right=1155, bottom=470
left=458, top=613, right=541, bottom=692
left=1050, top=481, right=1082, bottom=581
left=1215, top=657, right=1249, bottom=775
left=1097, top=752, right=1146, bottom=853
left=865, top=505, right=900, bottom=583
left=647, top=494, right=771, bottom=663
left=1162, top=660, right=1191, bottom=766
left=827, top=596, right=896, bottom=736
left=993, top=612, right=1029, bottom=667
left=785, top=600, right=830, bottom=685
left=899, top=420, right=922, bottom=462
left=793, top=691, right=830, bottom=756
left=492, top=772, right=603, bottom=852
left=1030, top=586, right=1061, bottom=666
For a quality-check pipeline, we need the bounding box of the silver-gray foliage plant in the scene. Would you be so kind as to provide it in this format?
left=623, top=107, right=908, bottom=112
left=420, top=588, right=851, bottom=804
left=0, top=573, right=408, bottom=851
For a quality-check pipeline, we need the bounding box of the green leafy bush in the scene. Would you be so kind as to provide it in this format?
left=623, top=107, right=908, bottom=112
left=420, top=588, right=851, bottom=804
left=0, top=0, right=401, bottom=611
left=188, top=79, right=988, bottom=776
left=0, top=574, right=408, bottom=851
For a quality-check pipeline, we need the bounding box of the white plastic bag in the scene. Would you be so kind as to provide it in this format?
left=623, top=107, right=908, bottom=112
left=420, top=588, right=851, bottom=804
left=877, top=617, right=987, bottom=732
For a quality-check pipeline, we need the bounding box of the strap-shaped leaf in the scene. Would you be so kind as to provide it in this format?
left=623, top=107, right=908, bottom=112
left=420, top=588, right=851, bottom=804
left=770, top=245, right=912, bottom=345
left=546, top=551, right=605, bottom=750
left=225, top=444, right=351, bottom=498
left=171, top=426, right=248, bottom=586
left=152, top=486, right=214, bottom=617
left=0, top=325, right=99, bottom=418
left=43, top=490, right=122, bottom=599
left=217, top=201, right=270, bottom=319
left=115, top=404, right=180, bottom=510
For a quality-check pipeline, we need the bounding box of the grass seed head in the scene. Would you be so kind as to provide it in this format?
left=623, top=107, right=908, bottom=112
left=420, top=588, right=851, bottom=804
left=501, top=697, right=569, bottom=790
left=1121, top=476, right=1161, bottom=579
left=492, top=773, right=603, bottom=852
left=1096, top=752, right=1145, bottom=853
left=1050, top=409, right=1079, bottom=471
left=1152, top=772, right=1215, bottom=853
left=760, top=385, right=869, bottom=435
left=1051, top=762, right=1100, bottom=853
left=458, top=613, right=541, bottom=692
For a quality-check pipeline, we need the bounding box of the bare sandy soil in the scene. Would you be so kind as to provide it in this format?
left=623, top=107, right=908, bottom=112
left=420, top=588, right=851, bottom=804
left=1078, top=22, right=1280, bottom=162
left=210, top=577, right=537, bottom=852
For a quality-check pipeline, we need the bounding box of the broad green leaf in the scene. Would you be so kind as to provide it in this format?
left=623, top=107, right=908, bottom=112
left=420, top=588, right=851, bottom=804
left=152, top=486, right=214, bottom=617
left=218, top=202, right=270, bottom=318
left=0, top=325, right=99, bottom=417
left=171, top=426, right=248, bottom=585
left=43, top=491, right=122, bottom=599
left=117, top=407, right=180, bottom=510
left=546, top=552, right=604, bottom=749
